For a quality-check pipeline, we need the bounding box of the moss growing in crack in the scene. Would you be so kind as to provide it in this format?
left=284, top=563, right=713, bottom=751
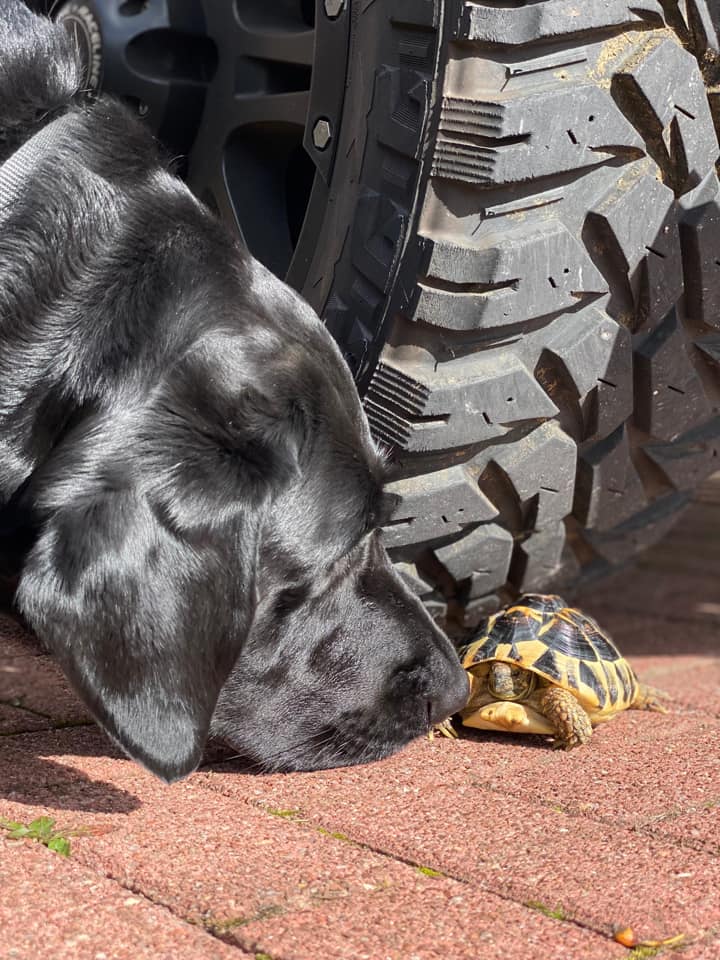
left=416, top=865, right=446, bottom=878
left=203, top=917, right=250, bottom=936
left=316, top=827, right=357, bottom=844
left=265, top=808, right=303, bottom=820
left=625, top=945, right=665, bottom=959
left=255, top=954, right=274, bottom=960
left=263, top=808, right=358, bottom=843
left=202, top=905, right=284, bottom=938
left=525, top=900, right=567, bottom=921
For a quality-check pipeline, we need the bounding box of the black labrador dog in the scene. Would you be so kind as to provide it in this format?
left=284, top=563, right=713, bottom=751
left=0, top=2, right=468, bottom=781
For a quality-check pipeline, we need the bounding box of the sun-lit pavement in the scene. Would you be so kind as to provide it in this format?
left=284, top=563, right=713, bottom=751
left=1, top=485, right=719, bottom=960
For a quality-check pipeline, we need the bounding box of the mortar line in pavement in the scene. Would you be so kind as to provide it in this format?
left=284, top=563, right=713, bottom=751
left=191, top=784, right=625, bottom=944
left=197, top=757, right=720, bottom=869
left=0, top=695, right=98, bottom=730
left=599, top=606, right=720, bottom=630
left=0, top=715, right=97, bottom=737
left=0, top=707, right=97, bottom=739
left=1, top=726, right=713, bottom=951
left=0, top=726, right=54, bottom=738
left=197, top=752, right=720, bottom=944
left=575, top=599, right=720, bottom=630
left=21, top=844, right=261, bottom=959
left=3, top=720, right=715, bottom=860
left=453, top=779, right=720, bottom=859
left=0, top=696, right=56, bottom=721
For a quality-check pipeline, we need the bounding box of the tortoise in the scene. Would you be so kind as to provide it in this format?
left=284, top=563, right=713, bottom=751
left=453, top=593, right=666, bottom=749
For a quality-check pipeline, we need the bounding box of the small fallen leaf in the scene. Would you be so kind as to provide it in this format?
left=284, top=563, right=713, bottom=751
left=613, top=926, right=686, bottom=950
left=613, top=926, right=636, bottom=947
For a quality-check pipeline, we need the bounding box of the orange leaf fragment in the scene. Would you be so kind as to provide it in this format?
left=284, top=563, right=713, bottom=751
left=613, top=927, right=686, bottom=950
left=613, top=927, right=637, bottom=947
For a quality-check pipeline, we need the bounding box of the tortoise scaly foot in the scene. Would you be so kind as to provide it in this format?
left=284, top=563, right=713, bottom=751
left=537, top=686, right=593, bottom=750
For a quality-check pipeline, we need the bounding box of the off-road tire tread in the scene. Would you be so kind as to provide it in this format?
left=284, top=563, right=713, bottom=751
left=355, top=0, right=720, bottom=626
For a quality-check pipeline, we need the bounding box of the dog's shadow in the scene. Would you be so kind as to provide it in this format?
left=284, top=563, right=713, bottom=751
left=0, top=612, right=284, bottom=814
left=1, top=611, right=141, bottom=814
left=1, top=732, right=141, bottom=815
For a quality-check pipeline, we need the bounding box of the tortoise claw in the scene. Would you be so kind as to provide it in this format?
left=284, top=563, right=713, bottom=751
left=429, top=718, right=458, bottom=740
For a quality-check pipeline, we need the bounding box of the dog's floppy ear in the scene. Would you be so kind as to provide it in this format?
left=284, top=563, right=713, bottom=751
left=16, top=378, right=303, bottom=782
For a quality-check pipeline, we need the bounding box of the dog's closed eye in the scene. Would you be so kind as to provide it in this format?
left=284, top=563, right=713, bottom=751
left=272, top=584, right=311, bottom=618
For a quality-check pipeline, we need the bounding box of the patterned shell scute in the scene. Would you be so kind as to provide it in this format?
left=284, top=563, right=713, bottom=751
left=461, top=595, right=638, bottom=714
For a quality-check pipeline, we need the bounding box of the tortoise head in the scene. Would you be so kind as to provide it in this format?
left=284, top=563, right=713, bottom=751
left=488, top=661, right=537, bottom=701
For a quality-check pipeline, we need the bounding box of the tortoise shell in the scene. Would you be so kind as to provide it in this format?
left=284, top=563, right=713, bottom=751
left=459, top=593, right=638, bottom=716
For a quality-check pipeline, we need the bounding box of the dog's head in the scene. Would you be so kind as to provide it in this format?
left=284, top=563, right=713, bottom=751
left=14, top=257, right=468, bottom=782
left=2, top=0, right=468, bottom=784
left=212, top=530, right=469, bottom=772
left=209, top=370, right=469, bottom=771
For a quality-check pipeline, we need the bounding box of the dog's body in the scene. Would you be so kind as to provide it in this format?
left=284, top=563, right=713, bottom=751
left=0, top=2, right=467, bottom=781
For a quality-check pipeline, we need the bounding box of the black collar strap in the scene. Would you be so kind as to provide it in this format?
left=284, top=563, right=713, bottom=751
left=0, top=113, right=72, bottom=215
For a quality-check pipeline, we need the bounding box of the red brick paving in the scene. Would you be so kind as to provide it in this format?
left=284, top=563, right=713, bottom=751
left=673, top=942, right=720, bottom=960
left=0, top=728, right=621, bottom=960
left=0, top=653, right=91, bottom=727
left=198, top=735, right=719, bottom=942
left=1, top=841, right=248, bottom=960
left=0, top=702, right=49, bottom=736
left=1, top=497, right=719, bottom=959
left=0, top=611, right=43, bottom=658
left=238, top=881, right=621, bottom=960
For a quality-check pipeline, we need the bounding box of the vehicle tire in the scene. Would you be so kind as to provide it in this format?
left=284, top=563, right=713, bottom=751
left=58, top=1, right=720, bottom=630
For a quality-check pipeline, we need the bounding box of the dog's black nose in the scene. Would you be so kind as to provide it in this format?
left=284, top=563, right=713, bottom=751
left=428, top=662, right=470, bottom=725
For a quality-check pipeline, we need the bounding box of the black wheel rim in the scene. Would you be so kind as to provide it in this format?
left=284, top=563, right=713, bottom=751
left=54, top=0, right=350, bottom=293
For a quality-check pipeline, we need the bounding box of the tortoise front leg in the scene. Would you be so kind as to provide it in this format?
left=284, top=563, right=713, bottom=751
left=537, top=687, right=593, bottom=749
